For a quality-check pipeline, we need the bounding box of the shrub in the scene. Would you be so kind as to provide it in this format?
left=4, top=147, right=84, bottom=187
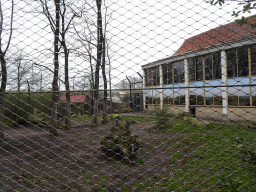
left=4, top=94, right=32, bottom=124
left=100, top=120, right=142, bottom=162
left=4, top=93, right=52, bottom=125
left=31, top=93, right=52, bottom=115
left=155, top=108, right=172, bottom=129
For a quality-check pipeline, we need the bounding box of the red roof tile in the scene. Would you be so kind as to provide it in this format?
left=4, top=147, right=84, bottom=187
left=172, top=15, right=256, bottom=56
left=58, top=95, right=89, bottom=104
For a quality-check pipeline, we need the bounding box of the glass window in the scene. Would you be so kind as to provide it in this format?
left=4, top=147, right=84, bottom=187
left=227, top=48, right=248, bottom=78
left=227, top=49, right=237, bottom=78
left=152, top=67, right=160, bottom=86
left=145, top=67, right=160, bottom=87
left=163, top=63, right=172, bottom=85
left=179, top=61, right=185, bottom=83
left=237, top=47, right=248, bottom=77
left=196, top=57, right=203, bottom=81
left=213, top=52, right=221, bottom=79
left=205, top=54, right=213, bottom=80
left=145, top=69, right=151, bottom=87
left=189, top=58, right=195, bottom=82
left=252, top=45, right=256, bottom=76
left=173, top=61, right=180, bottom=83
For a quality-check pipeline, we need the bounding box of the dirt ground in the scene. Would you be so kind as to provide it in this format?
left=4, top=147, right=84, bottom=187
left=0, top=117, right=178, bottom=192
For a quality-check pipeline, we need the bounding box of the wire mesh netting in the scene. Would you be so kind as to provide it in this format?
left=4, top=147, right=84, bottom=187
left=0, top=0, right=256, bottom=191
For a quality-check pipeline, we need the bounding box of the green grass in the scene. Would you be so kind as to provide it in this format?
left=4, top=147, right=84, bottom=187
left=115, top=163, right=125, bottom=168
left=97, top=181, right=107, bottom=191
left=117, top=117, right=256, bottom=191
left=136, top=158, right=146, bottom=166
left=83, top=173, right=91, bottom=179
left=100, top=175, right=108, bottom=180
left=40, top=181, right=46, bottom=186
left=120, top=115, right=156, bottom=123
left=71, top=113, right=155, bottom=125
left=71, top=114, right=102, bottom=121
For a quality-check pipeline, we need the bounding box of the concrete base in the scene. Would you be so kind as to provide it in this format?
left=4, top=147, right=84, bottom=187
left=146, top=104, right=256, bottom=123
left=222, top=114, right=228, bottom=121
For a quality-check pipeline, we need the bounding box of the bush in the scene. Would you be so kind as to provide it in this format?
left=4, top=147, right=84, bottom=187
left=31, top=93, right=52, bottom=115
left=4, top=93, right=52, bottom=125
left=155, top=108, right=172, bottom=129
left=4, top=94, right=32, bottom=124
left=100, top=120, right=142, bottom=162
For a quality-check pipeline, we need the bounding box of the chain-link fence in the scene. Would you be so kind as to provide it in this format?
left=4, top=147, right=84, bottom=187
left=0, top=0, right=256, bottom=191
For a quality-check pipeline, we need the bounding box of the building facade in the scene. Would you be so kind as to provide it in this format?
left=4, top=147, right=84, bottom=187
left=142, top=15, right=256, bottom=121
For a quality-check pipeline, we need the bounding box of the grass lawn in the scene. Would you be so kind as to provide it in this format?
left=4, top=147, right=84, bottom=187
left=117, top=117, right=256, bottom=191
left=2, top=112, right=255, bottom=192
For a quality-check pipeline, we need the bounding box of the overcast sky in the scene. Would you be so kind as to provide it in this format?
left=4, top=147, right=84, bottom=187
left=4, top=0, right=256, bottom=90
left=108, top=0, right=256, bottom=85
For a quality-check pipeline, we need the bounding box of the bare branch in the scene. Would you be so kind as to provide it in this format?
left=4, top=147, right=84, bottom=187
left=0, top=1, right=3, bottom=51
left=3, top=0, right=14, bottom=55
left=40, top=0, right=56, bottom=32
left=73, top=23, right=97, bottom=47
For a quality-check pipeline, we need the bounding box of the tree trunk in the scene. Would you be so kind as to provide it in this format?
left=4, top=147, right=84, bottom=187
left=92, top=0, right=103, bottom=125
left=50, top=0, right=60, bottom=135
left=18, top=63, right=20, bottom=92
left=102, top=36, right=108, bottom=123
left=0, top=53, right=7, bottom=139
left=63, top=39, right=71, bottom=130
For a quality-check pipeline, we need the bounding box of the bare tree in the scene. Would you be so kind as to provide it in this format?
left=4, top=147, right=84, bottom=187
left=59, top=0, right=79, bottom=130
left=39, top=0, right=79, bottom=132
left=10, top=50, right=31, bottom=92
left=0, top=0, right=14, bottom=139
left=101, top=0, right=112, bottom=123
left=73, top=0, right=112, bottom=124
left=39, top=0, right=61, bottom=135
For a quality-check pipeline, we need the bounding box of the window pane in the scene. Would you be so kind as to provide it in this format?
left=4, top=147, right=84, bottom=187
left=213, top=52, right=221, bottom=79
left=173, top=62, right=179, bottom=83
left=252, top=45, right=256, bottom=76
left=227, top=50, right=237, bottom=78
left=153, top=67, right=160, bottom=86
left=179, top=60, right=185, bottom=83
left=237, top=47, right=248, bottom=77
left=145, top=69, right=151, bottom=87
left=189, top=58, right=195, bottom=82
left=196, top=57, right=203, bottom=81
left=163, top=64, right=172, bottom=85
left=173, top=61, right=180, bottom=83
left=205, top=54, right=213, bottom=80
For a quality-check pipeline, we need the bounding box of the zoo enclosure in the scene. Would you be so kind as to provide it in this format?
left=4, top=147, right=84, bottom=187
left=0, top=0, right=256, bottom=192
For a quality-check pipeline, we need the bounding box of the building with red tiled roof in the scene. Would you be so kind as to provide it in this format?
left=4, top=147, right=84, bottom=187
left=59, top=95, right=89, bottom=104
left=58, top=95, right=91, bottom=115
left=172, top=15, right=256, bottom=56
left=142, top=15, right=256, bottom=122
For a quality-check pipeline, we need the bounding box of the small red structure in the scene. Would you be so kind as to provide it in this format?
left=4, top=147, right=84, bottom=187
left=58, top=95, right=91, bottom=115
left=59, top=95, right=90, bottom=104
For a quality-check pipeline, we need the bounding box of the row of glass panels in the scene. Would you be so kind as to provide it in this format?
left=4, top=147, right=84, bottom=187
left=145, top=45, right=256, bottom=106
left=145, top=45, right=256, bottom=87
